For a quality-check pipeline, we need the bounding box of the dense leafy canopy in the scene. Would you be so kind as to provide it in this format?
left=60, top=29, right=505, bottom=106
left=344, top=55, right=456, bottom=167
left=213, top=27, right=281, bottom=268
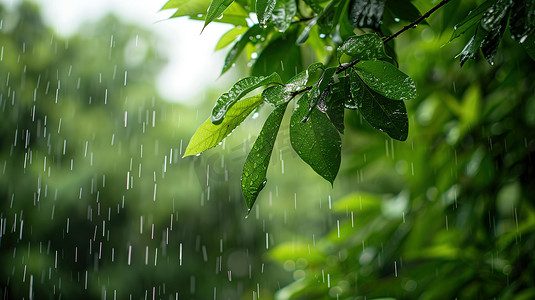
left=163, top=0, right=535, bottom=209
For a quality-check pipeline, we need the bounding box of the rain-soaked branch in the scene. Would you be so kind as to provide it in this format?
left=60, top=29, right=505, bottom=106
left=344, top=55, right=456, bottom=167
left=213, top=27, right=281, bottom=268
left=290, top=0, right=453, bottom=95
left=337, top=0, right=452, bottom=74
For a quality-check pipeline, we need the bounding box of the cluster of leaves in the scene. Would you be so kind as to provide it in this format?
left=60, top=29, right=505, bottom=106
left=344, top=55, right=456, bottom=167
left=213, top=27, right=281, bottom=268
left=452, top=0, right=535, bottom=65
left=171, top=0, right=420, bottom=210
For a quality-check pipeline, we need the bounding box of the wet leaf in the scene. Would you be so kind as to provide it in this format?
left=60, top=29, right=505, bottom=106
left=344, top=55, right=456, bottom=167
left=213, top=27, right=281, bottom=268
left=307, top=67, right=337, bottom=113
left=270, top=0, right=297, bottom=32
left=221, top=25, right=263, bottom=74
left=204, top=0, right=236, bottom=30
left=449, top=0, right=497, bottom=41
left=256, top=0, right=277, bottom=26
left=459, top=25, right=488, bottom=67
left=215, top=26, right=248, bottom=50
left=211, top=73, right=282, bottom=124
left=350, top=69, right=408, bottom=141
left=297, top=0, right=340, bottom=44
left=183, top=95, right=263, bottom=157
left=290, top=94, right=342, bottom=184
left=480, top=0, right=511, bottom=32
left=326, top=81, right=346, bottom=133
left=348, top=0, right=386, bottom=30
left=509, top=0, right=535, bottom=42
left=385, top=0, right=426, bottom=25
left=303, top=0, right=324, bottom=14
left=354, top=60, right=417, bottom=101
left=338, top=33, right=389, bottom=61
left=242, top=102, right=289, bottom=209
left=480, top=16, right=507, bottom=64
left=262, top=62, right=324, bottom=106
left=252, top=28, right=302, bottom=82
left=522, top=34, right=535, bottom=60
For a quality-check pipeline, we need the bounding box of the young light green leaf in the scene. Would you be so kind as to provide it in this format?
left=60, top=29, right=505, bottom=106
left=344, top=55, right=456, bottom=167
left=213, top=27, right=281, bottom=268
left=242, top=102, right=289, bottom=210
left=354, top=60, right=417, bottom=100
left=215, top=26, right=248, bottom=50
left=256, top=0, right=277, bottom=26
left=221, top=25, right=263, bottom=74
left=204, top=0, right=235, bottom=31
left=348, top=0, right=386, bottom=30
left=270, top=0, right=297, bottom=32
left=350, top=69, right=408, bottom=141
left=338, top=34, right=389, bottom=61
left=290, top=94, right=342, bottom=184
left=183, top=95, right=263, bottom=157
left=211, top=73, right=282, bottom=124
left=449, top=0, right=497, bottom=41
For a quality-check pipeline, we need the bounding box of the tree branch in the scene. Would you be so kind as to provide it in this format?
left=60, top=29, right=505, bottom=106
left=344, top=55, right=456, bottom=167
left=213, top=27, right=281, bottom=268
left=382, top=0, right=452, bottom=43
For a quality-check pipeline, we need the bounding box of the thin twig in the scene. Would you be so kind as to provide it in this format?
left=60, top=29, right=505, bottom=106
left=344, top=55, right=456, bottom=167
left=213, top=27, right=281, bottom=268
left=383, top=0, right=453, bottom=43
left=295, top=0, right=453, bottom=92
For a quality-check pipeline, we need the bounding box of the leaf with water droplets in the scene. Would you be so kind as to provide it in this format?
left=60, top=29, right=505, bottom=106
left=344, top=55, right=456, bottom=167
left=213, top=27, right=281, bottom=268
left=221, top=25, right=263, bottom=75
left=270, top=0, right=297, bottom=32
left=509, top=0, right=535, bottom=42
left=204, top=0, right=236, bottom=30
left=385, top=0, right=426, bottom=25
left=354, top=60, right=417, bottom=101
left=163, top=0, right=248, bottom=26
left=327, top=79, right=347, bottom=134
left=262, top=62, right=324, bottom=106
left=458, top=25, right=488, bottom=67
left=183, top=95, right=263, bottom=157
left=290, top=94, right=342, bottom=184
left=211, top=73, right=282, bottom=124
left=297, top=0, right=341, bottom=44
left=256, top=0, right=277, bottom=26
left=348, top=0, right=386, bottom=30
left=449, top=0, right=497, bottom=42
left=480, top=0, right=511, bottom=32
left=480, top=20, right=506, bottom=65
left=242, top=102, right=288, bottom=209
left=350, top=68, right=408, bottom=141
left=338, top=33, right=389, bottom=61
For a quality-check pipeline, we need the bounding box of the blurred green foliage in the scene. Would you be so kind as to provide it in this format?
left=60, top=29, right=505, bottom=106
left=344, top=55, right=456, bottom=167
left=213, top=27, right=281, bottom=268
left=1, top=1, right=535, bottom=299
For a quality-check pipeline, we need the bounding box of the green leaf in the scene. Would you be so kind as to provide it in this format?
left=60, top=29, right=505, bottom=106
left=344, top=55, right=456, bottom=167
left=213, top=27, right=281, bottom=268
left=480, top=0, right=511, bottom=32
left=270, top=0, right=297, bottom=32
left=303, top=0, right=324, bottom=14
left=262, top=62, right=324, bottom=106
left=354, top=60, right=417, bottom=100
left=290, top=94, right=342, bottom=184
left=480, top=16, right=507, bottom=65
left=307, top=67, right=337, bottom=114
left=522, top=33, right=535, bottom=61
left=449, top=0, right=497, bottom=41
left=215, top=26, right=248, bottom=50
left=241, top=102, right=289, bottom=209
left=338, top=33, right=389, bottom=61
left=183, top=95, right=263, bottom=157
left=256, top=0, right=277, bottom=26
left=350, top=69, right=408, bottom=141
left=204, top=0, right=236, bottom=30
left=327, top=79, right=347, bottom=133
left=252, top=28, right=302, bottom=82
left=297, top=0, right=341, bottom=44
left=509, top=0, right=535, bottom=42
left=164, top=0, right=248, bottom=26
left=385, top=0, right=426, bottom=25
left=348, top=0, right=386, bottom=30
left=211, top=73, right=283, bottom=124
left=458, top=25, right=488, bottom=67
left=221, top=25, right=263, bottom=74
